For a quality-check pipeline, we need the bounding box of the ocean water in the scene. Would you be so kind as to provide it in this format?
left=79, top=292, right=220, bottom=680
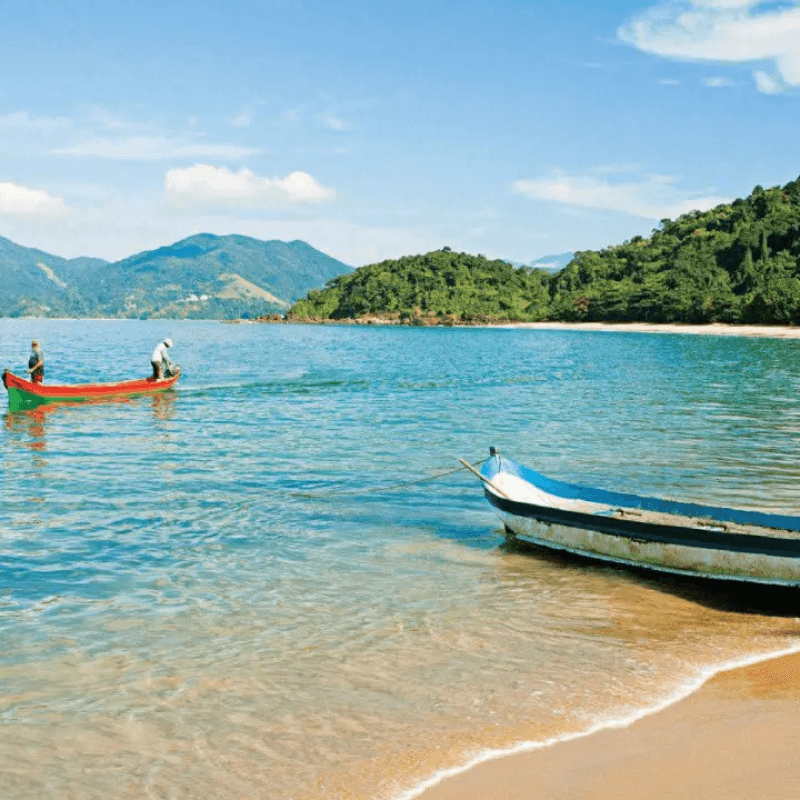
left=2, top=318, right=800, bottom=800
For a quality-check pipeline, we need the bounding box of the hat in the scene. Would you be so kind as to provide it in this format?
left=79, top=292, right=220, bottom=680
left=164, top=338, right=173, bottom=347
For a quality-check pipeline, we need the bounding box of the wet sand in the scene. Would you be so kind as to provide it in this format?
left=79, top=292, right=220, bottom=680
left=506, top=321, right=800, bottom=338
left=415, top=650, right=800, bottom=800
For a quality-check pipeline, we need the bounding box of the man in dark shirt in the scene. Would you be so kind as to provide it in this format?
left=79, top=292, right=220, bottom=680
left=28, top=340, right=44, bottom=383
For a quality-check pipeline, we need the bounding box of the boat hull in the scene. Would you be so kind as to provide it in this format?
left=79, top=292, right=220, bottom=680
left=480, top=452, right=800, bottom=587
left=3, top=369, right=180, bottom=410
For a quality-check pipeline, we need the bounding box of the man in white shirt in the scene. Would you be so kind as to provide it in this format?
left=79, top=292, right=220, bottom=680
left=151, top=338, right=174, bottom=379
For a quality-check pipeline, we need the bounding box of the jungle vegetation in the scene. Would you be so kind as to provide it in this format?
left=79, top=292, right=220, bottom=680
left=288, top=249, right=551, bottom=323
left=289, top=176, right=800, bottom=325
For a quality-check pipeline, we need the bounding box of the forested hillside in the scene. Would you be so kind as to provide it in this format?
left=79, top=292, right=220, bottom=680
left=288, top=249, right=552, bottom=323
left=289, top=176, right=800, bottom=325
left=549, top=176, right=800, bottom=324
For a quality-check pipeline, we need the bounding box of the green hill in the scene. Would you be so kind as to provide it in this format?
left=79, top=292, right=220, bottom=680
left=288, top=249, right=552, bottom=323
left=547, top=177, right=800, bottom=324
left=0, top=233, right=352, bottom=319
left=290, top=176, right=800, bottom=326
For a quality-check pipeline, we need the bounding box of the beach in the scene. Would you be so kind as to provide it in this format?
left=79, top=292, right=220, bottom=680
left=505, top=321, right=800, bottom=338
left=310, top=318, right=800, bottom=339
left=415, top=649, right=800, bottom=800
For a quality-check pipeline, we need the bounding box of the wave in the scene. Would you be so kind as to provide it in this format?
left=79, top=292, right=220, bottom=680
left=391, top=643, right=800, bottom=800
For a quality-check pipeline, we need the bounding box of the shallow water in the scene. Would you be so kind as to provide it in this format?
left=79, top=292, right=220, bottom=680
left=2, top=319, right=800, bottom=799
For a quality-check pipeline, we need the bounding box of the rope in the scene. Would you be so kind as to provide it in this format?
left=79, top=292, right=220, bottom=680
left=289, top=456, right=487, bottom=499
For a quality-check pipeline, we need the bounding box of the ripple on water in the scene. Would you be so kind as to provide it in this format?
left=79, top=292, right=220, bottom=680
left=2, top=321, right=800, bottom=798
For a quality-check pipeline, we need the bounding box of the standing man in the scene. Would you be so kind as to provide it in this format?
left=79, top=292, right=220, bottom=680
left=27, top=340, right=44, bottom=383
left=151, top=338, right=174, bottom=379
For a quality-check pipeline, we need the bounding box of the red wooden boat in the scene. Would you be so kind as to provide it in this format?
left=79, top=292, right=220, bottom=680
left=2, top=368, right=180, bottom=410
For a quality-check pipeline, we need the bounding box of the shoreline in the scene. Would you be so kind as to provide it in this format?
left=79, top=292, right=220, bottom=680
left=403, top=645, right=800, bottom=800
left=502, top=321, right=800, bottom=338
left=275, top=317, right=800, bottom=338
left=10, top=317, right=800, bottom=338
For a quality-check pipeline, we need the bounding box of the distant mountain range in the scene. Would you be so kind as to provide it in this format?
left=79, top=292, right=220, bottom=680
left=525, top=252, right=574, bottom=272
left=0, top=233, right=352, bottom=319
left=504, top=252, right=574, bottom=272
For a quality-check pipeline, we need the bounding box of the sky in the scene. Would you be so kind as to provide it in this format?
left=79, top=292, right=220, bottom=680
left=0, top=0, right=798, bottom=267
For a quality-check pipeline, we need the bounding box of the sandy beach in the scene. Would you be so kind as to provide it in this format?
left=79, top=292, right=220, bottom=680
left=505, top=321, right=800, bottom=338
left=415, top=649, right=800, bottom=800
left=311, top=319, right=800, bottom=339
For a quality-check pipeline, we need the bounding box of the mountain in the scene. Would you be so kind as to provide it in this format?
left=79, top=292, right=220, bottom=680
left=0, top=236, right=109, bottom=317
left=526, top=252, right=574, bottom=272
left=0, top=233, right=352, bottom=319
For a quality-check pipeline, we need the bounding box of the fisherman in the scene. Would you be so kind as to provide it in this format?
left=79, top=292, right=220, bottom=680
left=150, top=338, right=175, bottom=379
left=27, top=340, right=44, bottom=383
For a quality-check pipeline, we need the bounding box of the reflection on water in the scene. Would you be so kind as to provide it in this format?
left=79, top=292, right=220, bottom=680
left=4, top=407, right=47, bottom=452
left=3, top=409, right=48, bottom=505
left=503, top=537, right=800, bottom=617
left=150, top=390, right=176, bottom=421
left=3, top=389, right=178, bottom=447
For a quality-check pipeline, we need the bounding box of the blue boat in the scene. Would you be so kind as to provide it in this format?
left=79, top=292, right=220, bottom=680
left=465, top=448, right=800, bottom=587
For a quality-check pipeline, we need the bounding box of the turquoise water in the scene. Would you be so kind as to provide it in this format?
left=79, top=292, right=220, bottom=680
left=2, top=319, right=800, bottom=799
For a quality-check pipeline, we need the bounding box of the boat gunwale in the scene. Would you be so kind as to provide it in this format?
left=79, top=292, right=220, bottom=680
left=4, top=370, right=180, bottom=397
left=3, top=368, right=180, bottom=406
left=482, top=454, right=800, bottom=536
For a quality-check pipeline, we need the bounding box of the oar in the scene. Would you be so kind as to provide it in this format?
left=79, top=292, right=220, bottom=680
left=458, top=458, right=510, bottom=499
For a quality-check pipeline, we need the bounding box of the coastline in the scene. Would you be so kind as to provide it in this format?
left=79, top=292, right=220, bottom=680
left=502, top=321, right=800, bottom=338
left=407, top=647, right=800, bottom=800
left=15, top=316, right=800, bottom=338
left=274, top=317, right=800, bottom=338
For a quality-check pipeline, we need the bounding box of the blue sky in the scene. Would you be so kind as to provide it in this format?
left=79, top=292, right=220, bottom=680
left=0, top=0, right=798, bottom=266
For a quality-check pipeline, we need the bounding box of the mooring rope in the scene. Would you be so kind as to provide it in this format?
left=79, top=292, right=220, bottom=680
left=289, top=455, right=487, bottom=498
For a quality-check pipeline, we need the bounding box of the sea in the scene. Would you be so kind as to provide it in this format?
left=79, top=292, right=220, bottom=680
left=2, top=318, right=800, bottom=800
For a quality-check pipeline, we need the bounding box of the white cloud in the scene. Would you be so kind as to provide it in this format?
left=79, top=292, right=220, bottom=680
left=619, top=0, right=800, bottom=91
left=230, top=102, right=263, bottom=128
left=704, top=76, right=734, bottom=86
left=279, top=108, right=302, bottom=125
left=231, top=109, right=253, bottom=128
left=164, top=164, right=336, bottom=206
left=0, top=111, right=73, bottom=132
left=754, top=70, right=783, bottom=93
left=512, top=172, right=729, bottom=220
left=0, top=195, right=435, bottom=266
left=0, top=110, right=265, bottom=160
left=693, top=0, right=757, bottom=8
left=84, top=107, right=131, bottom=131
left=320, top=112, right=351, bottom=131
left=0, top=182, right=67, bottom=217
left=54, top=136, right=260, bottom=160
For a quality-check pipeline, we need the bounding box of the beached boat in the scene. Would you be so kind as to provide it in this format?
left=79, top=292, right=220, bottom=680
left=2, top=368, right=180, bottom=410
left=463, top=448, right=800, bottom=587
